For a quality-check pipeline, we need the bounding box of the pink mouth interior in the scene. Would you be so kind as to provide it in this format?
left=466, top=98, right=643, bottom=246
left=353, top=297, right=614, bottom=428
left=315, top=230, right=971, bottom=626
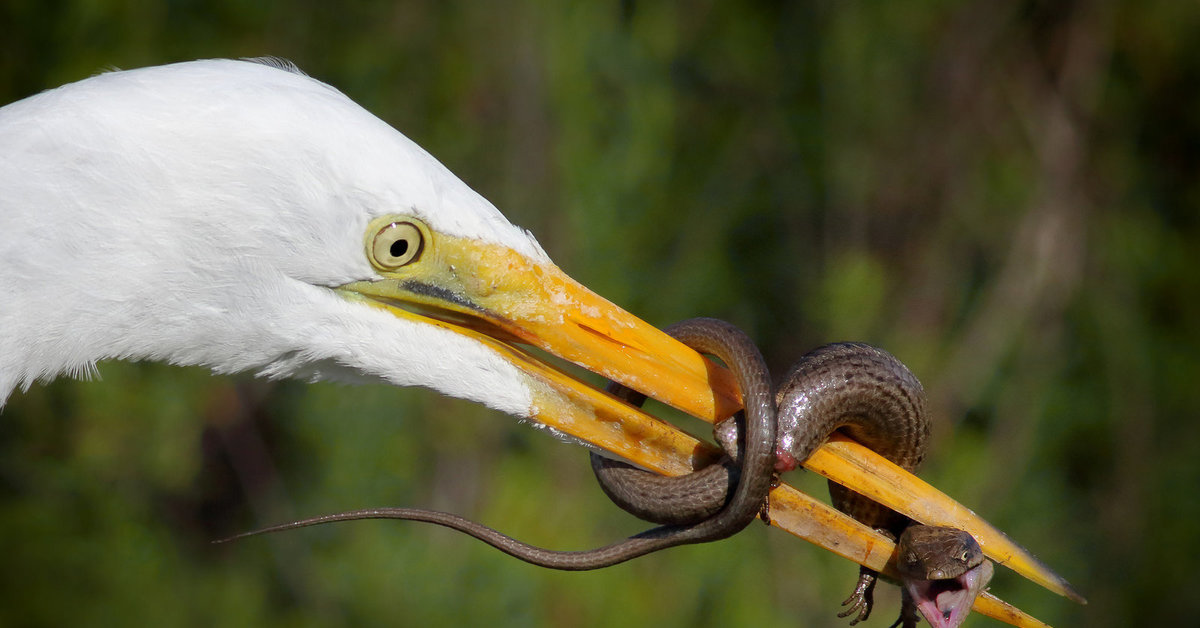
left=904, top=562, right=994, bottom=628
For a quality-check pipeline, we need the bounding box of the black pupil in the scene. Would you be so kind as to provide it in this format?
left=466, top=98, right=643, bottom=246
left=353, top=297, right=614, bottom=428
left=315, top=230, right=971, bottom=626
left=390, top=239, right=409, bottom=258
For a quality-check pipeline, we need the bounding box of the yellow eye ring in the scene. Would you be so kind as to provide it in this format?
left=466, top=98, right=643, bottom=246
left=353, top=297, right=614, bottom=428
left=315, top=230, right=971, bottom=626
left=370, top=220, right=424, bottom=270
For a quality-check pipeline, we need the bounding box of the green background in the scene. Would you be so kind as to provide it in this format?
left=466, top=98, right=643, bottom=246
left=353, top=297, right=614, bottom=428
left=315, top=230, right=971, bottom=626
left=2, top=2, right=1195, bottom=626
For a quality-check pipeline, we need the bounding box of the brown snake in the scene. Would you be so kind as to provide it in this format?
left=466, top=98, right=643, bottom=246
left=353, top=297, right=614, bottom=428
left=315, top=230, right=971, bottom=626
left=593, top=341, right=992, bottom=628
left=221, top=320, right=992, bottom=626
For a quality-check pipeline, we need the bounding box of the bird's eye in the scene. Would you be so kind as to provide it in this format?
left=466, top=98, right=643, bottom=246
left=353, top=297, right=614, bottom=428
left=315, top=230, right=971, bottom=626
left=371, top=221, right=424, bottom=270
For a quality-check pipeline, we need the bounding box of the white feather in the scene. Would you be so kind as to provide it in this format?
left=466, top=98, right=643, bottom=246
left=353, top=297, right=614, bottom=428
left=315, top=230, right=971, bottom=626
left=0, top=59, right=549, bottom=417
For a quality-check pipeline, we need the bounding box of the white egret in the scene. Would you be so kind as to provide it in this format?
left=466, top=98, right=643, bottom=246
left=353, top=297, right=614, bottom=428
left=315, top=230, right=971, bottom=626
left=0, top=59, right=1075, bottom=625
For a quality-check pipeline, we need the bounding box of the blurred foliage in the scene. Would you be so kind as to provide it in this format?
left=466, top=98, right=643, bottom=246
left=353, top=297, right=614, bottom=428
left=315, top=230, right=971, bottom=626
left=2, top=1, right=1197, bottom=626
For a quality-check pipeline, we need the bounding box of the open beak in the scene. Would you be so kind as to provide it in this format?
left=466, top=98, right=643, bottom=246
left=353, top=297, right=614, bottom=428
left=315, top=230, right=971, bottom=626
left=339, top=224, right=1081, bottom=628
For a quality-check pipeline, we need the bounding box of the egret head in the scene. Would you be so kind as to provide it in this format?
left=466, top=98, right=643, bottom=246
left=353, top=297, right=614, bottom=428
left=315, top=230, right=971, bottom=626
left=0, top=59, right=737, bottom=437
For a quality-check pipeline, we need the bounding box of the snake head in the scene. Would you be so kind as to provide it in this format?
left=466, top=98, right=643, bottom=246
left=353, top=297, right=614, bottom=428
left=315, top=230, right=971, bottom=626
left=897, top=526, right=995, bottom=628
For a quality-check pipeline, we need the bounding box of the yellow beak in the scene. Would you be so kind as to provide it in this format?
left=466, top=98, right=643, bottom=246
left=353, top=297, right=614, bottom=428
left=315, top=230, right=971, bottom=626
left=339, top=224, right=1081, bottom=628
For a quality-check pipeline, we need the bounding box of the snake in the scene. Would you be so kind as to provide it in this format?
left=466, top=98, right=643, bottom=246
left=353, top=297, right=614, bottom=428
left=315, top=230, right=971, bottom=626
left=222, top=319, right=992, bottom=626
left=594, top=340, right=992, bottom=628
left=218, top=317, right=778, bottom=570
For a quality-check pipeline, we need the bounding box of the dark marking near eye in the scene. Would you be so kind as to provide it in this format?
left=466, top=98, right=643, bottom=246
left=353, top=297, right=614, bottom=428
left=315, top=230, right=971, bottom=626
left=400, top=280, right=485, bottom=312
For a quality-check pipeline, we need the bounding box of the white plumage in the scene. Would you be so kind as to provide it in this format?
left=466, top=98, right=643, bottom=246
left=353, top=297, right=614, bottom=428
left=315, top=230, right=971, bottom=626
left=0, top=59, right=547, bottom=414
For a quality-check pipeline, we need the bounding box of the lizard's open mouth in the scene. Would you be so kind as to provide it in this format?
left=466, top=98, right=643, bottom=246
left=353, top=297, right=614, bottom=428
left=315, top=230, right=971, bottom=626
left=904, top=560, right=995, bottom=628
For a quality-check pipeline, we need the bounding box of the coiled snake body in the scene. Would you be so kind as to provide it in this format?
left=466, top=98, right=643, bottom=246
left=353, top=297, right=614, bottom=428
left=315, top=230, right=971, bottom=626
left=594, top=324, right=991, bottom=628
left=226, top=318, right=992, bottom=626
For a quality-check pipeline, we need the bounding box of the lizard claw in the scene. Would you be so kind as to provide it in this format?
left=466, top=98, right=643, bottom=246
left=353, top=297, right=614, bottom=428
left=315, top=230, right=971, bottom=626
left=837, top=568, right=878, bottom=625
